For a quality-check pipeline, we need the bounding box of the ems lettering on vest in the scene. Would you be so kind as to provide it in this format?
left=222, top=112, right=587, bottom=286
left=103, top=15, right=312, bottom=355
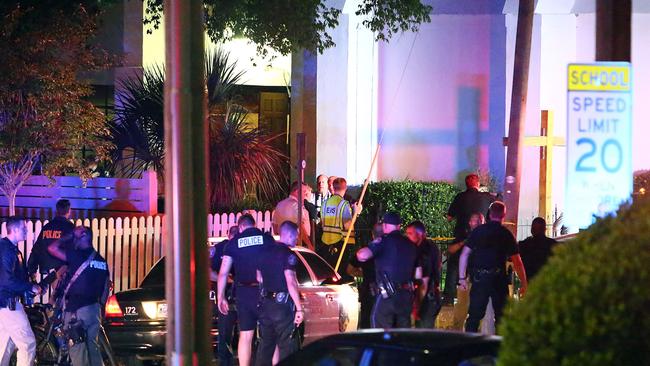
left=325, top=206, right=337, bottom=215
left=238, top=235, right=264, bottom=248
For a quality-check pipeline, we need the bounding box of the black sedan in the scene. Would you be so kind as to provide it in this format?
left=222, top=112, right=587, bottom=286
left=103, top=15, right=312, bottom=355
left=104, top=246, right=359, bottom=365
left=279, top=329, right=501, bottom=366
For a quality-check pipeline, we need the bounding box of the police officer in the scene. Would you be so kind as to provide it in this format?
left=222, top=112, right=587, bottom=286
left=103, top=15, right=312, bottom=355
left=0, top=217, right=41, bottom=366
left=48, top=226, right=109, bottom=366
left=255, top=221, right=304, bottom=366
left=356, top=213, right=420, bottom=329
left=209, top=225, right=239, bottom=366
left=445, top=174, right=496, bottom=304
left=518, top=217, right=558, bottom=281
left=405, top=220, right=442, bottom=328
left=217, top=214, right=274, bottom=366
left=27, top=199, right=74, bottom=294
left=320, top=177, right=361, bottom=274
left=346, top=223, right=381, bottom=329
left=458, top=201, right=528, bottom=333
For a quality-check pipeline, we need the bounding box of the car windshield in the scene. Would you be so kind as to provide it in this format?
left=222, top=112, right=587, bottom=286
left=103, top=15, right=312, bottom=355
left=299, top=251, right=337, bottom=283
left=141, top=258, right=165, bottom=288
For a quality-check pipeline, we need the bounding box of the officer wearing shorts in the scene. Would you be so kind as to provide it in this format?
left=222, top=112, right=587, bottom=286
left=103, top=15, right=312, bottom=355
left=356, top=213, right=420, bottom=329
left=209, top=226, right=239, bottom=366
left=217, top=214, right=274, bottom=366
left=255, top=221, right=304, bottom=366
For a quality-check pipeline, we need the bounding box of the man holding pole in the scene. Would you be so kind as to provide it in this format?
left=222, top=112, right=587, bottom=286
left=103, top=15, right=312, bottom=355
left=320, top=178, right=361, bottom=274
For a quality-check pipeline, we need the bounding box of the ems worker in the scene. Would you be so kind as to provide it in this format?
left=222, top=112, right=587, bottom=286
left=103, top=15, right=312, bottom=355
left=356, top=213, right=420, bottom=329
left=405, top=220, right=442, bottom=328
left=217, top=214, right=275, bottom=366
left=255, top=221, right=304, bottom=366
left=49, top=226, right=110, bottom=366
left=458, top=201, right=528, bottom=333
left=0, top=217, right=41, bottom=366
left=209, top=225, right=239, bottom=366
left=27, top=199, right=74, bottom=293
left=320, top=177, right=361, bottom=274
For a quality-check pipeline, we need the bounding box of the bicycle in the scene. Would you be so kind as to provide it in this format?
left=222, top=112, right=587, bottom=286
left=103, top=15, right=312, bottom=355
left=9, top=302, right=117, bottom=366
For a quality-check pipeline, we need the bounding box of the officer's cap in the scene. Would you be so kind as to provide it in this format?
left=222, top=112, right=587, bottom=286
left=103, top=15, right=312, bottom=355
left=382, top=212, right=402, bottom=225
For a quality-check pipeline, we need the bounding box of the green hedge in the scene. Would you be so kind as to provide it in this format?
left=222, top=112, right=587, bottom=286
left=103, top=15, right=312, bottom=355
left=353, top=180, right=459, bottom=242
left=498, top=202, right=650, bottom=366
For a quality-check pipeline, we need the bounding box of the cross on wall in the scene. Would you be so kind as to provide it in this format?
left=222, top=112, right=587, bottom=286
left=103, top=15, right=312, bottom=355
left=503, top=110, right=566, bottom=221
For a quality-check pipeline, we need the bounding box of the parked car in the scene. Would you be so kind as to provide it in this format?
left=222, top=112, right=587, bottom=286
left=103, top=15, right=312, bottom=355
left=279, top=329, right=501, bottom=366
left=104, top=245, right=359, bottom=364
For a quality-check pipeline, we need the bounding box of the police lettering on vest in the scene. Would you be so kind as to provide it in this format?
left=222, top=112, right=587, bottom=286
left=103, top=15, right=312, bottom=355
left=238, top=235, right=264, bottom=248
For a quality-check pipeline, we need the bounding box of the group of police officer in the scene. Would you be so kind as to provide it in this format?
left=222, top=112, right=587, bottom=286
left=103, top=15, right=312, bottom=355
left=0, top=200, right=110, bottom=366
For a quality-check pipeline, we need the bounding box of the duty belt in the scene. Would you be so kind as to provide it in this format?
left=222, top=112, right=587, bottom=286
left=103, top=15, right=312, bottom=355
left=395, top=282, right=415, bottom=291
left=262, top=291, right=288, bottom=299
left=474, top=268, right=502, bottom=275
left=262, top=291, right=290, bottom=304
left=236, top=282, right=260, bottom=287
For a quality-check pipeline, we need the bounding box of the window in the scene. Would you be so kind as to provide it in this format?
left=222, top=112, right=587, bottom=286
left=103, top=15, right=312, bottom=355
left=300, top=251, right=337, bottom=284
left=294, top=256, right=313, bottom=286
left=141, top=258, right=165, bottom=288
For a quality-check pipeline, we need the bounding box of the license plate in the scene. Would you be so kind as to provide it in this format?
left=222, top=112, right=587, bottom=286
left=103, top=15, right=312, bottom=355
left=157, top=303, right=168, bottom=318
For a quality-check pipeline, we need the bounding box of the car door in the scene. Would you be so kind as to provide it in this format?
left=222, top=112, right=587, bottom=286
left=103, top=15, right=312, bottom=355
left=294, top=250, right=359, bottom=343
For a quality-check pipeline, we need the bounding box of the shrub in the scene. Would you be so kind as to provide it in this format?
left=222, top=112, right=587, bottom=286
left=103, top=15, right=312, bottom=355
left=498, top=201, right=650, bottom=366
left=354, top=180, right=459, bottom=241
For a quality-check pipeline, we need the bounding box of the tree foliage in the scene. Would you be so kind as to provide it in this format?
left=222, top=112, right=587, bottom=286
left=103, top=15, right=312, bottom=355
left=110, top=48, right=288, bottom=211
left=498, top=202, right=650, bottom=366
left=0, top=3, right=113, bottom=213
left=143, top=0, right=432, bottom=56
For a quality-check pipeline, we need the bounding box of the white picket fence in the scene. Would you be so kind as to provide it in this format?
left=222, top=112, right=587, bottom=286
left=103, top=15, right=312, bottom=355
left=0, top=211, right=274, bottom=301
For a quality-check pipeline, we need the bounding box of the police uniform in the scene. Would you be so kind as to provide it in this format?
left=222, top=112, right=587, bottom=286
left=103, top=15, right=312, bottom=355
left=210, top=240, right=236, bottom=366
left=368, top=215, right=419, bottom=329
left=255, top=243, right=300, bottom=366
left=464, top=221, right=518, bottom=333
left=62, top=246, right=110, bottom=366
left=319, top=194, right=355, bottom=272
left=0, top=237, right=37, bottom=366
left=416, top=239, right=442, bottom=328
left=223, top=227, right=275, bottom=332
left=27, top=216, right=74, bottom=276
left=445, top=188, right=495, bottom=301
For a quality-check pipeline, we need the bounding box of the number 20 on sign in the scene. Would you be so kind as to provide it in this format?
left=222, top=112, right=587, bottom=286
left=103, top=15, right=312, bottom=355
left=565, top=63, right=633, bottom=230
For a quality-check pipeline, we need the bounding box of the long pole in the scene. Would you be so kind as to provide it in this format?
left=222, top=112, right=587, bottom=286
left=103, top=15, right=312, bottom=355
left=164, top=0, right=210, bottom=364
left=502, top=0, right=534, bottom=237
left=334, top=136, right=382, bottom=273
left=596, top=0, right=631, bottom=62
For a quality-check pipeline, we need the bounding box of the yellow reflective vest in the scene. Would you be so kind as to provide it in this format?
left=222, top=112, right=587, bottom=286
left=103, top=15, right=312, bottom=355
left=321, top=194, right=355, bottom=245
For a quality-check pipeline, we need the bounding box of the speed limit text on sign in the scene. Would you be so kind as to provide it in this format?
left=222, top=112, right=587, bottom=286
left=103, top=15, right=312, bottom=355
left=566, top=63, right=632, bottom=230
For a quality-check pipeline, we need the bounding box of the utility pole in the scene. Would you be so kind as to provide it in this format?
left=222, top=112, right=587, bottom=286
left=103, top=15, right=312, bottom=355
left=163, top=0, right=211, bottom=365
left=503, top=0, right=535, bottom=237
left=596, top=0, right=631, bottom=61
left=297, top=133, right=306, bottom=244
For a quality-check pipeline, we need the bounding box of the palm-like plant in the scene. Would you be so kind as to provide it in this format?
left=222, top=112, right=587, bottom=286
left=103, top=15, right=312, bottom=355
left=209, top=104, right=287, bottom=211
left=109, top=48, right=288, bottom=210
left=110, top=65, right=165, bottom=177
